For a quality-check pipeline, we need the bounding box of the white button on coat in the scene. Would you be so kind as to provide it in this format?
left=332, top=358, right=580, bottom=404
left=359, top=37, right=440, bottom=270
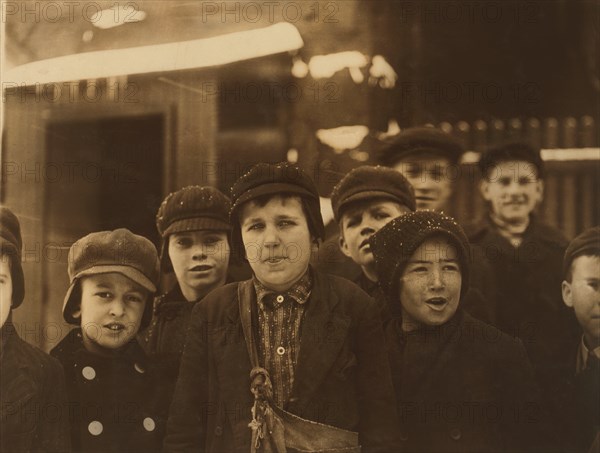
left=276, top=346, right=286, bottom=355
left=276, top=295, right=284, bottom=303
left=134, top=363, right=145, bottom=374
left=82, top=366, right=96, bottom=380
left=88, top=421, right=103, bottom=436
left=143, top=417, right=156, bottom=432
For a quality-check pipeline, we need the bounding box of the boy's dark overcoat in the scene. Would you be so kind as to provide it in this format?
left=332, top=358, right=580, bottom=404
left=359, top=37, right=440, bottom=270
left=465, top=216, right=579, bottom=393
left=1, top=323, right=71, bottom=452
left=51, top=328, right=165, bottom=452
left=385, top=309, right=542, bottom=452
left=164, top=270, right=400, bottom=452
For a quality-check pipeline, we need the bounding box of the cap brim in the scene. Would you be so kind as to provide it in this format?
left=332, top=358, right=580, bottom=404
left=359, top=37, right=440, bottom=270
left=62, top=265, right=157, bottom=325
left=336, top=191, right=404, bottom=221
left=163, top=217, right=230, bottom=237
left=231, top=183, right=317, bottom=216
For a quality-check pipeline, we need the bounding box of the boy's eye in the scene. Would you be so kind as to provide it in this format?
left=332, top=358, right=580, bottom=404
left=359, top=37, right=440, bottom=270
left=248, top=222, right=265, bottom=231
left=278, top=220, right=296, bottom=228
left=518, top=177, right=535, bottom=185
left=95, top=291, right=112, bottom=299
left=410, top=266, right=428, bottom=273
left=443, top=263, right=460, bottom=272
left=374, top=211, right=390, bottom=221
left=498, top=177, right=512, bottom=186
left=345, top=215, right=361, bottom=228
left=175, top=237, right=193, bottom=247
left=203, top=236, right=220, bottom=245
left=126, top=294, right=144, bottom=303
left=429, top=168, right=443, bottom=180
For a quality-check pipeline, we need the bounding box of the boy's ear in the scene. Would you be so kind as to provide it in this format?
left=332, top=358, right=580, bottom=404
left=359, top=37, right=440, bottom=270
left=479, top=179, right=491, bottom=201
left=338, top=234, right=352, bottom=258
left=561, top=280, right=573, bottom=308
left=71, top=307, right=82, bottom=319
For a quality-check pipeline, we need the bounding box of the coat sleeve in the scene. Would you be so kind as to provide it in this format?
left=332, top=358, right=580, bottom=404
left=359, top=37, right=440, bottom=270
left=354, top=293, right=401, bottom=452
left=163, top=301, right=208, bottom=452
left=33, top=357, right=71, bottom=452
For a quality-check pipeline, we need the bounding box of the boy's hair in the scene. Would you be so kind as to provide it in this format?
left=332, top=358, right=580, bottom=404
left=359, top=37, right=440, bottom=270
left=0, top=206, right=25, bottom=308
left=563, top=226, right=600, bottom=282
left=479, top=142, right=544, bottom=180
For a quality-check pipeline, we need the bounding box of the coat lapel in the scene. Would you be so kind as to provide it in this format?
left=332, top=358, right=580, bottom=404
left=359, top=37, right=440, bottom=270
left=288, top=272, right=351, bottom=412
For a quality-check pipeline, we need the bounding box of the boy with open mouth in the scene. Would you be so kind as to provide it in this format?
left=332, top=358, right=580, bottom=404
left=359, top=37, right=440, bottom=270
left=370, top=210, right=543, bottom=452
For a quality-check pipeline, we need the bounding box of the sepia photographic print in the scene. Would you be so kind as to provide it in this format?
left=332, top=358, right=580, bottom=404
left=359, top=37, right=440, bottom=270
left=1, top=1, right=599, bottom=451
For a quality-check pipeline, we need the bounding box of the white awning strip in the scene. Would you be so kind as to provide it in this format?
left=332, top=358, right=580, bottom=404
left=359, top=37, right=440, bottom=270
left=3, top=22, right=303, bottom=86
left=462, top=148, right=600, bottom=163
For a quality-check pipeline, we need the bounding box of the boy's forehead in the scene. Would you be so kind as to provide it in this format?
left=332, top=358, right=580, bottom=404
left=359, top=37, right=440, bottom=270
left=342, top=198, right=402, bottom=219
left=571, top=254, right=600, bottom=276
left=410, top=236, right=458, bottom=261
left=240, top=195, right=303, bottom=217
left=488, top=159, right=539, bottom=176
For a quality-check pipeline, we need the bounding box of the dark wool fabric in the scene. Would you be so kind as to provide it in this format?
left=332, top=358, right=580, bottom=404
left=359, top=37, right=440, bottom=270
left=563, top=225, right=600, bottom=276
left=478, top=141, right=544, bottom=179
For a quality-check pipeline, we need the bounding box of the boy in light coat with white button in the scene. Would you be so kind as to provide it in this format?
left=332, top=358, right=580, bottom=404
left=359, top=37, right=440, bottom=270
left=51, top=229, right=164, bottom=452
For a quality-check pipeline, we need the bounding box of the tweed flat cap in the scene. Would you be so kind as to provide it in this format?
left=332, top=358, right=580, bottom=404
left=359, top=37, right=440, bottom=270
left=62, top=228, right=159, bottom=327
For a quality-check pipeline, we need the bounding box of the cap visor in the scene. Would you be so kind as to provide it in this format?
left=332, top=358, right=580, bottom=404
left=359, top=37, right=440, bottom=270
left=163, top=217, right=230, bottom=237
left=232, top=183, right=317, bottom=213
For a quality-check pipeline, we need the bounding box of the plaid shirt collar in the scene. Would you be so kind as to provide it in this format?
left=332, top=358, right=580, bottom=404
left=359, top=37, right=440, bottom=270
left=253, top=268, right=312, bottom=310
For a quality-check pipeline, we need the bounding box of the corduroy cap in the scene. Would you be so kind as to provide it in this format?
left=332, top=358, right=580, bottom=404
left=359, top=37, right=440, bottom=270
left=563, top=226, right=600, bottom=278
left=156, top=186, right=231, bottom=271
left=331, top=165, right=416, bottom=223
left=479, top=142, right=544, bottom=179
left=0, top=206, right=25, bottom=308
left=378, top=127, right=464, bottom=167
left=156, top=186, right=232, bottom=237
left=62, top=228, right=160, bottom=328
left=370, top=210, right=471, bottom=303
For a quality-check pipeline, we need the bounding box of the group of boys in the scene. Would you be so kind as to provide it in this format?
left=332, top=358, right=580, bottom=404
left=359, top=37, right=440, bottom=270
left=0, top=126, right=598, bottom=452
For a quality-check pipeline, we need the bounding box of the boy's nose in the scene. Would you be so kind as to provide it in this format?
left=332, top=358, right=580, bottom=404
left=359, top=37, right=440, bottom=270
left=429, top=268, right=444, bottom=289
left=263, top=225, right=280, bottom=246
left=109, top=298, right=126, bottom=317
left=191, top=244, right=208, bottom=260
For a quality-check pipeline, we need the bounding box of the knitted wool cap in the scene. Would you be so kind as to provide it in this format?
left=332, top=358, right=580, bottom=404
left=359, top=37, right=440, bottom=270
left=370, top=210, right=471, bottom=303
left=479, top=141, right=544, bottom=179
left=156, top=186, right=231, bottom=271
left=229, top=162, right=325, bottom=256
left=378, top=127, right=464, bottom=167
left=330, top=165, right=416, bottom=223
left=0, top=206, right=25, bottom=308
left=62, top=228, right=160, bottom=328
left=563, top=226, right=600, bottom=278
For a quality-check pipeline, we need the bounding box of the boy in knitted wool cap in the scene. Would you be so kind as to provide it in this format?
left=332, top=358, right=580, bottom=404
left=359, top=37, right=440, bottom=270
left=370, top=210, right=542, bottom=452
left=51, top=228, right=164, bottom=452
left=0, top=206, right=70, bottom=452
left=165, top=162, right=400, bottom=451
left=141, top=186, right=232, bottom=412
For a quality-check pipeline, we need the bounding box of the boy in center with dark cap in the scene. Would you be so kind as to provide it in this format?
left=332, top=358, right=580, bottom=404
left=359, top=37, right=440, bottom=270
left=165, top=162, right=399, bottom=451
left=51, top=228, right=164, bottom=452
left=330, top=165, right=415, bottom=298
